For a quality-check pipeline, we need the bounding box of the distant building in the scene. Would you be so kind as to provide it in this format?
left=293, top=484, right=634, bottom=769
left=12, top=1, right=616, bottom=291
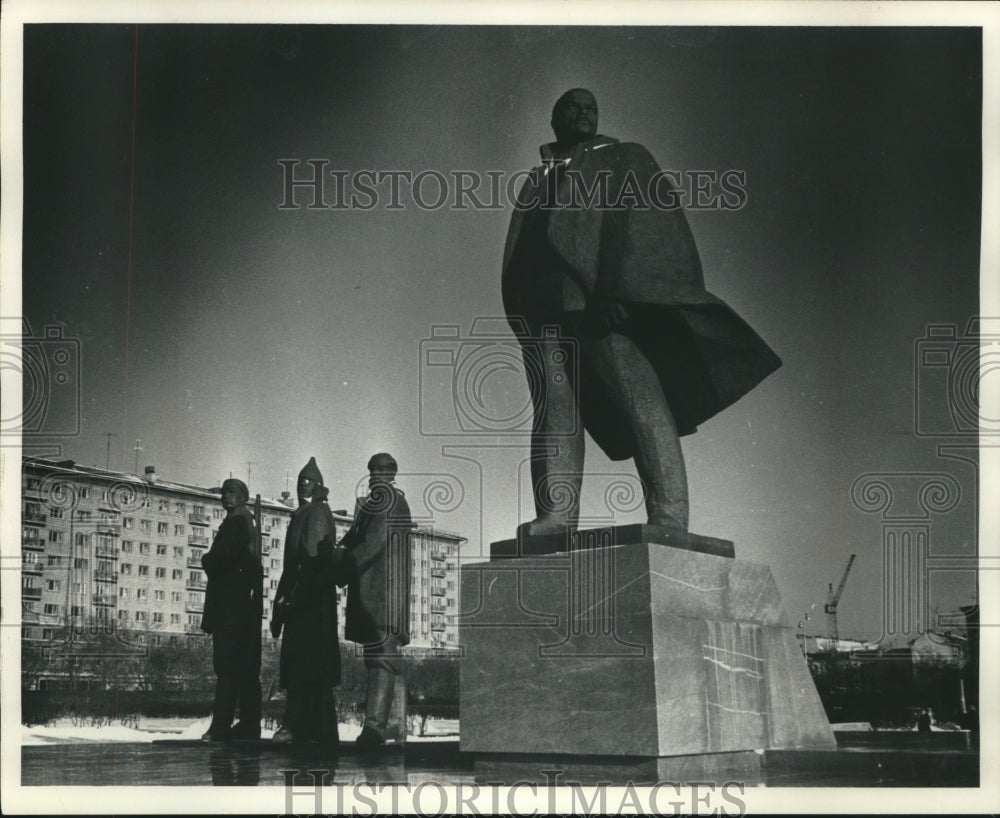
left=20, top=457, right=465, bottom=657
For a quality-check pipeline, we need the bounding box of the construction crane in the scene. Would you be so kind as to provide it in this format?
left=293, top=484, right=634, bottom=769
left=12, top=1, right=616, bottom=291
left=825, top=554, right=856, bottom=644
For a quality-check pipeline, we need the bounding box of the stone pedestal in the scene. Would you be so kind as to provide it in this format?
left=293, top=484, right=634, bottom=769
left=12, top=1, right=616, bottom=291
left=458, top=535, right=834, bottom=779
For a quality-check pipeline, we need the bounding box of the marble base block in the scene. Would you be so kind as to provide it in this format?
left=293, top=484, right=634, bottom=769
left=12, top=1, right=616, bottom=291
left=459, top=541, right=834, bottom=761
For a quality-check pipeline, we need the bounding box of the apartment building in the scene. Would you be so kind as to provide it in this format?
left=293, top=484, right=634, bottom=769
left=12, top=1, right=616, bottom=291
left=20, top=457, right=465, bottom=653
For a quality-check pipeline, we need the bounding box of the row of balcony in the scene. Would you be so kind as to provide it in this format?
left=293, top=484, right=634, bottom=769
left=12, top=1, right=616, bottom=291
left=186, top=556, right=204, bottom=569
left=186, top=579, right=207, bottom=591
left=21, top=587, right=42, bottom=600
left=23, top=512, right=47, bottom=526
left=94, top=546, right=118, bottom=559
left=189, top=513, right=210, bottom=526
left=92, top=595, right=115, bottom=607
left=189, top=534, right=209, bottom=547
left=22, top=561, right=44, bottom=575
left=23, top=539, right=44, bottom=551
left=93, top=570, right=117, bottom=584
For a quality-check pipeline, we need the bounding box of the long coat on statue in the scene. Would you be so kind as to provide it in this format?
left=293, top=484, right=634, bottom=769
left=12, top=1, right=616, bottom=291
left=200, top=505, right=261, bottom=675
left=502, top=135, right=782, bottom=458
left=273, top=485, right=341, bottom=689
left=337, top=485, right=414, bottom=647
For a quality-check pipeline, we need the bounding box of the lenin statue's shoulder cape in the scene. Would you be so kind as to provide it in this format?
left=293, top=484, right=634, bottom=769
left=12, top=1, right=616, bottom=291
left=502, top=136, right=782, bottom=457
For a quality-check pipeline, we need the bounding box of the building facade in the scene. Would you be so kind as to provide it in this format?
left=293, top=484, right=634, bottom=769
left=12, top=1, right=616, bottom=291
left=20, top=457, right=464, bottom=654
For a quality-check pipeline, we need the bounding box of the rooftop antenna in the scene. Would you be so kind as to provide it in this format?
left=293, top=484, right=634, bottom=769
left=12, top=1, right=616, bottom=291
left=247, top=460, right=256, bottom=488
left=132, top=439, right=143, bottom=475
left=105, top=432, right=116, bottom=470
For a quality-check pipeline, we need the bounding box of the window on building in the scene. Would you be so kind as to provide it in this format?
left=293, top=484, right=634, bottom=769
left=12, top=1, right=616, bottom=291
left=152, top=612, right=163, bottom=624
left=120, top=587, right=130, bottom=599
left=138, top=542, right=150, bottom=554
left=79, top=487, right=90, bottom=499
left=121, top=540, right=133, bottom=552
left=157, top=522, right=168, bottom=534
left=47, top=530, right=62, bottom=543
left=141, top=496, right=151, bottom=508
left=138, top=565, right=149, bottom=576
left=121, top=563, right=132, bottom=575
left=213, top=508, right=224, bottom=519
left=140, top=520, right=151, bottom=532
left=176, top=502, right=187, bottom=514
left=155, top=567, right=166, bottom=579
left=188, top=571, right=200, bottom=583
left=50, top=507, right=64, bottom=519
left=192, top=505, right=204, bottom=515
left=73, top=557, right=87, bottom=569
left=70, top=605, right=82, bottom=616
left=122, top=517, right=133, bottom=529
left=46, top=555, right=60, bottom=566
left=172, top=569, right=183, bottom=580
left=44, top=603, right=58, bottom=615
left=170, top=613, right=181, bottom=624
left=47, top=579, right=60, bottom=591
left=173, top=546, right=184, bottom=558
left=26, top=477, right=41, bottom=490
left=156, top=543, right=167, bottom=555
left=135, top=611, right=146, bottom=622
left=153, top=589, right=164, bottom=601
left=174, top=525, right=185, bottom=536
left=171, top=591, right=182, bottom=602
left=136, top=588, right=147, bottom=600
left=159, top=500, right=169, bottom=511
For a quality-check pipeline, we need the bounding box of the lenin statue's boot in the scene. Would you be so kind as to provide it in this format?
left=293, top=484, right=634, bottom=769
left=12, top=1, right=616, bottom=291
left=518, top=331, right=584, bottom=539
left=203, top=675, right=238, bottom=741
left=231, top=676, right=262, bottom=740
left=357, top=668, right=396, bottom=749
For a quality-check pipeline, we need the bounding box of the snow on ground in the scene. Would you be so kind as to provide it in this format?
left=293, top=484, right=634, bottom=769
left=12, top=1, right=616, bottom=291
left=22, top=718, right=457, bottom=745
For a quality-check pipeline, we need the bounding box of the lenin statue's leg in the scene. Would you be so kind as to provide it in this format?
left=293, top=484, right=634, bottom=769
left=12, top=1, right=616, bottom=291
left=582, top=330, right=689, bottom=531
left=520, top=329, right=584, bottom=536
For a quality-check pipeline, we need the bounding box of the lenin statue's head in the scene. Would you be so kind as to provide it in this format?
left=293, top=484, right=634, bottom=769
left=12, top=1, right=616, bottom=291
left=551, top=88, right=598, bottom=146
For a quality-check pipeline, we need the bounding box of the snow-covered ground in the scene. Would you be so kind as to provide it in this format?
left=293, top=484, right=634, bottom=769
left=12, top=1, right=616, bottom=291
left=22, top=717, right=459, bottom=745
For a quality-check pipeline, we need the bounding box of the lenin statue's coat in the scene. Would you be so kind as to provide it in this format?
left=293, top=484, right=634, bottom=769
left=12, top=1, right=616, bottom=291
left=503, top=135, right=781, bottom=460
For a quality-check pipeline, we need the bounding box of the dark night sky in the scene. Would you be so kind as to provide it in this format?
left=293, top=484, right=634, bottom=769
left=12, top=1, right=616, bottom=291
left=17, top=23, right=984, bottom=641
